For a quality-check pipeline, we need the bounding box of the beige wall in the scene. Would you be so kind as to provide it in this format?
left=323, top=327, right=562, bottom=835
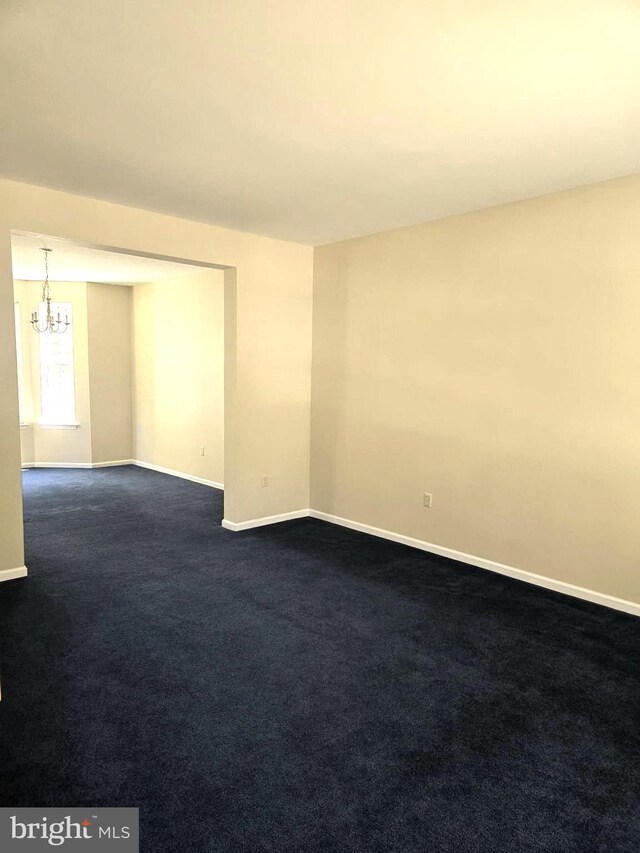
left=87, top=283, right=133, bottom=464
left=14, top=274, right=211, bottom=474
left=311, top=174, right=640, bottom=606
left=19, top=426, right=34, bottom=466
left=14, top=284, right=34, bottom=465
left=132, top=270, right=224, bottom=484
left=13, top=280, right=92, bottom=466
left=0, top=179, right=313, bottom=573
left=0, top=232, right=23, bottom=570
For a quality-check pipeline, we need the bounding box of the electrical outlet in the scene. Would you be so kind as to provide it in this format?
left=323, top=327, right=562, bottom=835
left=261, top=476, right=269, bottom=487
left=423, top=492, right=432, bottom=508
left=200, top=447, right=205, bottom=456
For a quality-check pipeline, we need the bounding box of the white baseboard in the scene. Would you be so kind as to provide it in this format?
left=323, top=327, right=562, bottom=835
left=21, top=461, right=134, bottom=469
left=0, top=565, right=28, bottom=583
left=309, top=510, right=640, bottom=618
left=133, top=460, right=223, bottom=490
left=21, top=459, right=222, bottom=487
left=24, top=462, right=93, bottom=468
left=222, top=509, right=309, bottom=531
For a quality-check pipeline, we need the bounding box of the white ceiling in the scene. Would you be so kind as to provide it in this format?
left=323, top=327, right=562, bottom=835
left=11, top=233, right=208, bottom=283
left=1, top=0, right=639, bottom=245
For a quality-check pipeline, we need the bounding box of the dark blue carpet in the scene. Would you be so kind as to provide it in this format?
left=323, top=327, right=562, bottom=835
left=1, top=466, right=639, bottom=851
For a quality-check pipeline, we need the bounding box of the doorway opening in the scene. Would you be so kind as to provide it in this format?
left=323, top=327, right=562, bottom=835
left=10, top=230, right=232, bottom=546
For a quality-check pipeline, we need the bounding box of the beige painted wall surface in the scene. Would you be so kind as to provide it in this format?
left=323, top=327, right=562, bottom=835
left=14, top=288, right=34, bottom=427
left=0, top=179, right=313, bottom=572
left=14, top=286, right=35, bottom=465
left=1, top=232, right=24, bottom=571
left=19, top=427, right=34, bottom=466
left=87, top=283, right=133, bottom=463
left=132, top=270, right=224, bottom=484
left=311, top=175, right=640, bottom=605
left=13, top=280, right=92, bottom=466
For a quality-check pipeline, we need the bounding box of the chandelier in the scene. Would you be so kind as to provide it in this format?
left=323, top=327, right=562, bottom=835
left=30, top=248, right=69, bottom=334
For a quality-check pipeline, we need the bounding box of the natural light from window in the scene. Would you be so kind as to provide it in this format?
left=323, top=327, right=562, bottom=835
left=38, top=301, right=76, bottom=425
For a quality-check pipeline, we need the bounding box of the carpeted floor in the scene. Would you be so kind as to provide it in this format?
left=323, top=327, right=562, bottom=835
left=1, top=466, right=639, bottom=852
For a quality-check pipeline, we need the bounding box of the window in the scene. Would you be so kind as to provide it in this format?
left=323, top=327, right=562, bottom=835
left=14, top=302, right=27, bottom=424
left=38, top=302, right=77, bottom=425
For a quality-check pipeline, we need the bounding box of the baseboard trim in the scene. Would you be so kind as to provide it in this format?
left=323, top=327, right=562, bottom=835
left=222, top=509, right=309, bottom=531
left=25, top=462, right=93, bottom=469
left=309, top=510, right=640, bottom=618
left=133, top=460, right=223, bottom=490
left=0, top=566, right=28, bottom=583
left=20, top=459, right=223, bottom=487
left=21, top=461, right=134, bottom=469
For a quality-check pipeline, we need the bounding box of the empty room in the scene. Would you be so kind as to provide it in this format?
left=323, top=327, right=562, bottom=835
left=0, top=2, right=638, bottom=852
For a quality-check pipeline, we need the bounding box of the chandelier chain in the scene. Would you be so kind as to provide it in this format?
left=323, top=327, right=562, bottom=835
left=30, top=248, right=70, bottom=334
